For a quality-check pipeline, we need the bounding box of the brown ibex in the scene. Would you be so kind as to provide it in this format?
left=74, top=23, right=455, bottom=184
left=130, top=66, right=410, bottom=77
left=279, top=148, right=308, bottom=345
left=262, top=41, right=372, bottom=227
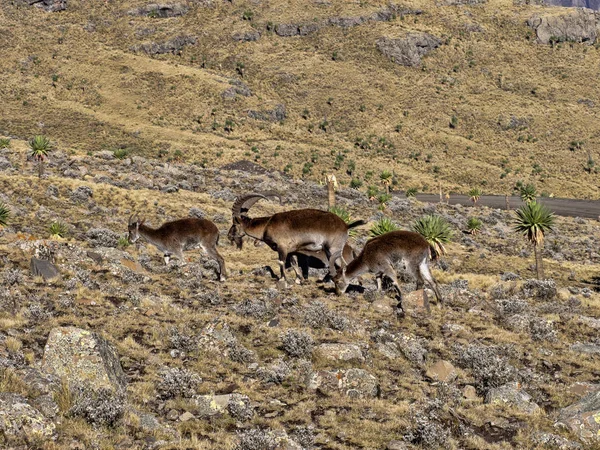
left=128, top=215, right=226, bottom=281
left=333, top=230, right=442, bottom=310
left=227, top=193, right=365, bottom=285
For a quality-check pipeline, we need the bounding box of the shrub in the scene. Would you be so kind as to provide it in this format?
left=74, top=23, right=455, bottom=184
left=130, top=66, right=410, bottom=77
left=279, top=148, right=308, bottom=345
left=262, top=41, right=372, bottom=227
left=406, top=187, right=418, bottom=197
left=235, top=429, right=277, bottom=450
left=518, top=183, right=537, bottom=204
left=466, top=217, right=482, bottom=234
left=49, top=221, right=68, bottom=238
left=0, top=202, right=9, bottom=227
left=281, top=330, right=314, bottom=358
left=412, top=214, right=453, bottom=258
left=113, top=148, right=129, bottom=159
left=329, top=206, right=358, bottom=237
left=303, top=301, right=349, bottom=331
left=377, top=193, right=392, bottom=210
left=29, top=135, right=52, bottom=178
left=117, top=236, right=130, bottom=249
left=0, top=138, right=10, bottom=149
left=369, top=217, right=400, bottom=237
left=350, top=178, right=362, bottom=189
left=468, top=187, right=482, bottom=204
left=528, top=317, right=557, bottom=341
left=455, top=344, right=517, bottom=394
left=257, top=359, right=290, bottom=384
left=156, top=367, right=202, bottom=399
left=69, top=386, right=125, bottom=426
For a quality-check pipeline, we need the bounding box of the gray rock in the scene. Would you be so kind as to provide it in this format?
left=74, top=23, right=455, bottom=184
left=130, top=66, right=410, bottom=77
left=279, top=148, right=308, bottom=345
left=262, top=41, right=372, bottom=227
left=316, top=343, right=365, bottom=363
left=306, top=368, right=379, bottom=398
left=377, top=33, right=442, bottom=67
left=232, top=30, right=261, bottom=41
left=532, top=432, right=582, bottom=449
left=132, top=35, right=197, bottom=55
left=0, top=156, right=12, bottom=170
left=128, top=3, right=188, bottom=17
left=86, top=228, right=120, bottom=248
left=485, top=382, right=540, bottom=414
left=70, top=185, right=93, bottom=203
left=30, top=257, right=59, bottom=281
left=557, top=390, right=600, bottom=441
left=15, top=0, right=66, bottom=12
left=571, top=342, right=600, bottom=354
left=544, top=0, right=600, bottom=11
left=41, top=326, right=127, bottom=393
left=528, top=9, right=598, bottom=45
left=0, top=393, right=56, bottom=443
left=248, top=104, right=287, bottom=122
left=275, top=23, right=301, bottom=37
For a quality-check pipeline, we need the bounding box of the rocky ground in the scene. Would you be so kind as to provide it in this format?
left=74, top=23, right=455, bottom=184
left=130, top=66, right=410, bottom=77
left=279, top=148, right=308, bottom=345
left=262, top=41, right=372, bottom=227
left=0, top=146, right=600, bottom=449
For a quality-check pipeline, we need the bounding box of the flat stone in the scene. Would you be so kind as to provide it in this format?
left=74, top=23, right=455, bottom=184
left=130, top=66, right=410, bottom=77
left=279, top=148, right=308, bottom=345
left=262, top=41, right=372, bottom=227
left=192, top=394, right=231, bottom=418
left=166, top=409, right=179, bottom=421
left=316, top=343, right=365, bottom=363
left=571, top=342, right=600, bottom=355
left=568, top=382, right=600, bottom=398
left=30, top=257, right=59, bottom=280
left=86, top=251, right=103, bottom=264
left=425, top=360, right=457, bottom=383
left=371, top=297, right=394, bottom=314
left=120, top=258, right=145, bottom=274
left=179, top=411, right=195, bottom=422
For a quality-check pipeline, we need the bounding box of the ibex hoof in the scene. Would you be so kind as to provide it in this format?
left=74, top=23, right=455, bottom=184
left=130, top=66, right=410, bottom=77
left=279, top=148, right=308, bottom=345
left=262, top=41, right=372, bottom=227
left=294, top=278, right=302, bottom=285
left=219, top=276, right=227, bottom=282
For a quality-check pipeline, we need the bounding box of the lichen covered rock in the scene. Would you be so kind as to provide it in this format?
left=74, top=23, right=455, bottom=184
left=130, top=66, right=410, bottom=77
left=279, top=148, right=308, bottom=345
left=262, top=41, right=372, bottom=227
left=41, top=326, right=127, bottom=392
left=0, top=393, right=56, bottom=444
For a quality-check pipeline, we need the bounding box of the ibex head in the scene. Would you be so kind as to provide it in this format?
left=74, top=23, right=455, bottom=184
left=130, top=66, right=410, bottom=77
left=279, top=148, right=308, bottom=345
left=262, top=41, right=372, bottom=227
left=333, top=267, right=349, bottom=296
left=127, top=215, right=145, bottom=243
left=228, top=192, right=282, bottom=250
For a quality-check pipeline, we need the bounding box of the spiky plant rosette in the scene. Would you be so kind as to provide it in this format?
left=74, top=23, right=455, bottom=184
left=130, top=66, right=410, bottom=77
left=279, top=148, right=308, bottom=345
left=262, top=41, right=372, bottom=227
left=412, top=214, right=453, bottom=258
left=369, top=217, right=400, bottom=237
left=513, top=201, right=555, bottom=246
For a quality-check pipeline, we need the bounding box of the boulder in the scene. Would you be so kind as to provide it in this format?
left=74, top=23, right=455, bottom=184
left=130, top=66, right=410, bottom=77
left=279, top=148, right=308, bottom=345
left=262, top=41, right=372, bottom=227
left=307, top=368, right=379, bottom=398
left=30, top=257, right=59, bottom=281
left=527, top=9, right=598, bottom=45
left=377, top=33, right=442, bottom=67
left=485, top=382, right=540, bottom=414
left=425, top=360, right=457, bottom=383
left=571, top=342, right=600, bottom=354
left=41, top=327, right=127, bottom=393
left=557, top=390, right=600, bottom=441
left=232, top=30, right=261, bottom=42
left=191, top=393, right=252, bottom=420
left=316, top=343, right=365, bottom=363
left=0, top=393, right=56, bottom=443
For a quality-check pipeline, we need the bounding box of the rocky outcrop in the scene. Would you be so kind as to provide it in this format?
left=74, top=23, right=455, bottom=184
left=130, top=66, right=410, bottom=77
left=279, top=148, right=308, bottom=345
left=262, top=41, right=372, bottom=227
left=247, top=104, right=286, bottom=122
left=527, top=9, right=599, bottom=44
left=41, top=327, right=127, bottom=393
left=544, top=0, right=600, bottom=10
left=128, top=3, right=188, bottom=17
left=377, top=33, right=442, bottom=67
left=274, top=4, right=422, bottom=37
left=557, top=389, right=600, bottom=441
left=131, top=35, right=197, bottom=55
left=14, top=0, right=66, bottom=12
left=232, top=30, right=261, bottom=42
left=306, top=368, right=380, bottom=398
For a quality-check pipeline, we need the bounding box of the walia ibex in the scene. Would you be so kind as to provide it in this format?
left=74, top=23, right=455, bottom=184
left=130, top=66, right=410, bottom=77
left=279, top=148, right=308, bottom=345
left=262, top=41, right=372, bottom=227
left=228, top=193, right=365, bottom=285
left=128, top=215, right=226, bottom=281
left=333, top=230, right=442, bottom=310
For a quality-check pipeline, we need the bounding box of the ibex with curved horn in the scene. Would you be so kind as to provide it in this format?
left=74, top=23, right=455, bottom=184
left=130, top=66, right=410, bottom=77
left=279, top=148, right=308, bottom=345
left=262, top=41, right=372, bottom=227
left=333, top=230, right=442, bottom=310
left=128, top=215, right=226, bottom=281
left=227, top=193, right=365, bottom=285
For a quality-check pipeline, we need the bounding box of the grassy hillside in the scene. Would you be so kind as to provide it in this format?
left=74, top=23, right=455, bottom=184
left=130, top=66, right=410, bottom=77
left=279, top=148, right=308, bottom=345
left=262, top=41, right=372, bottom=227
left=1, top=0, right=599, bottom=198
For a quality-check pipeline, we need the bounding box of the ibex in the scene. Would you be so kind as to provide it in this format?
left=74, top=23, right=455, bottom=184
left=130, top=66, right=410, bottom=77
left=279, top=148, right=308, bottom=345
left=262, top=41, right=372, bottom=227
left=333, top=230, right=442, bottom=310
left=128, top=215, right=226, bottom=281
left=228, top=193, right=365, bottom=284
